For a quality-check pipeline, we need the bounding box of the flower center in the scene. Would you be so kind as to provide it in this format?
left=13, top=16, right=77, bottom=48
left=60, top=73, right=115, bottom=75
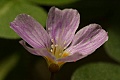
left=50, top=39, right=69, bottom=59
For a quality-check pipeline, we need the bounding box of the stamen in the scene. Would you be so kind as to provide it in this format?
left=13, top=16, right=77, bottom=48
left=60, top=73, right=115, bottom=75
left=51, top=39, right=54, bottom=43
left=48, top=27, right=51, bottom=30
left=59, top=53, right=62, bottom=56
left=50, top=38, right=66, bottom=59
left=63, top=41, right=66, bottom=45
left=50, top=49, right=53, bottom=52
left=55, top=44, right=58, bottom=47
left=62, top=52, right=69, bottom=58
left=51, top=44, right=54, bottom=48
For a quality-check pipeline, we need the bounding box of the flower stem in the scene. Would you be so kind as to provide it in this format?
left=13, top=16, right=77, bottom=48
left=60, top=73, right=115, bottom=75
left=49, top=63, right=60, bottom=80
left=50, top=72, right=55, bottom=80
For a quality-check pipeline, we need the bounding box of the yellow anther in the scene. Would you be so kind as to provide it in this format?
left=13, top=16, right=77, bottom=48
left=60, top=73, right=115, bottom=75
left=50, top=49, right=53, bottom=52
left=51, top=39, right=54, bottom=43
left=55, top=44, right=58, bottom=47
left=59, top=53, right=62, bottom=56
left=51, top=44, right=54, bottom=48
left=63, top=41, right=66, bottom=45
left=62, top=52, right=69, bottom=58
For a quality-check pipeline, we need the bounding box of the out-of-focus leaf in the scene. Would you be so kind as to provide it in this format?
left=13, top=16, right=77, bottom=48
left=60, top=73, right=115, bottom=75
left=105, top=24, right=120, bottom=63
left=0, top=1, right=47, bottom=39
left=72, top=62, right=120, bottom=80
left=0, top=54, right=19, bottom=80
left=104, top=5, right=120, bottom=63
left=27, top=0, right=78, bottom=5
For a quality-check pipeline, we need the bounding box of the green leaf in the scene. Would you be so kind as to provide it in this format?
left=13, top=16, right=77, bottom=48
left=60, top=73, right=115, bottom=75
left=27, top=0, right=79, bottom=5
left=0, top=1, right=47, bottom=39
left=105, top=24, right=120, bottom=63
left=72, top=62, right=120, bottom=80
left=0, top=54, right=19, bottom=80
left=104, top=7, right=120, bottom=63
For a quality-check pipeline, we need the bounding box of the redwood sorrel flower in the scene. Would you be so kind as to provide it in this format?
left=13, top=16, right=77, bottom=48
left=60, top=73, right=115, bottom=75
left=10, top=7, right=108, bottom=72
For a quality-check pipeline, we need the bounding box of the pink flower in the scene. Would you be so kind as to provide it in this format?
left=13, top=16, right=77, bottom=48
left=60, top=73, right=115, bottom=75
left=10, top=7, right=108, bottom=69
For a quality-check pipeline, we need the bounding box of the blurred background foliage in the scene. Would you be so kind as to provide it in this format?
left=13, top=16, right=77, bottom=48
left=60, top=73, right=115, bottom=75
left=0, top=0, right=120, bottom=80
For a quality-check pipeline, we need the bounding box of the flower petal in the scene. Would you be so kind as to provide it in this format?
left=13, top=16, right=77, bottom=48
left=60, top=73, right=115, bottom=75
left=19, top=40, right=55, bottom=60
left=70, top=24, right=108, bottom=55
left=58, top=24, right=108, bottom=62
left=57, top=52, right=87, bottom=62
left=46, top=7, right=80, bottom=48
left=10, top=14, right=51, bottom=48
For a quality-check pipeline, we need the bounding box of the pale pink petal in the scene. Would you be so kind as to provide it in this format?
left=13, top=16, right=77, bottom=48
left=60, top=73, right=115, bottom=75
left=46, top=7, right=80, bottom=48
left=19, top=40, right=55, bottom=60
left=58, top=24, right=108, bottom=62
left=57, top=52, right=87, bottom=62
left=10, top=14, right=51, bottom=48
left=70, top=24, right=108, bottom=55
